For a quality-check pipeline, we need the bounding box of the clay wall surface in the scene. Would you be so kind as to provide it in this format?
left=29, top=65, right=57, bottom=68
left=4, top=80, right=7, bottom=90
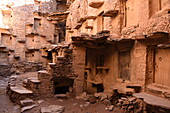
left=0, top=0, right=64, bottom=73
left=66, top=0, right=170, bottom=97
left=0, top=64, right=11, bottom=76
left=0, top=0, right=169, bottom=100
left=66, top=0, right=170, bottom=40
left=72, top=46, right=86, bottom=95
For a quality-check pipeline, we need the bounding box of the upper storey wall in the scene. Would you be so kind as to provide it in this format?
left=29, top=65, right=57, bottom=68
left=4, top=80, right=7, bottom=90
left=0, top=0, right=60, bottom=63
left=66, top=0, right=170, bottom=42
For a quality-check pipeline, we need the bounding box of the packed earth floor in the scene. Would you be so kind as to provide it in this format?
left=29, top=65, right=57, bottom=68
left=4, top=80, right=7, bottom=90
left=0, top=72, right=127, bottom=113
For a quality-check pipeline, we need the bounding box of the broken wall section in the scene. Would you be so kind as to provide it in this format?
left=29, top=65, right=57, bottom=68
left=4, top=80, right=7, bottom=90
left=49, top=45, right=74, bottom=78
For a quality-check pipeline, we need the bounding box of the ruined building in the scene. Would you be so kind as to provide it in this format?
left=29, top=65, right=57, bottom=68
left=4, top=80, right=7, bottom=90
left=1, top=0, right=170, bottom=112
left=0, top=0, right=67, bottom=74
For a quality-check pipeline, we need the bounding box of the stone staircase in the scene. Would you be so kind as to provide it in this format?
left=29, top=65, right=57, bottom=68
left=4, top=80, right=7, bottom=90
left=7, top=48, right=71, bottom=103
left=110, top=83, right=142, bottom=96
left=7, top=70, right=53, bottom=104
left=7, top=85, right=34, bottom=104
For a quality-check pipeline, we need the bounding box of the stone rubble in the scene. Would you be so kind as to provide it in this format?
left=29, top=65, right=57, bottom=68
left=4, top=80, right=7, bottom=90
left=0, top=0, right=169, bottom=112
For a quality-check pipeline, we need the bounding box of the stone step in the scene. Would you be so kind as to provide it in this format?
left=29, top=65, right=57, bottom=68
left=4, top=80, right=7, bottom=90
left=38, top=70, right=51, bottom=79
left=54, top=94, right=67, bottom=99
left=110, top=86, right=135, bottom=95
left=21, top=104, right=37, bottom=113
left=7, top=86, right=34, bottom=104
left=20, top=98, right=34, bottom=107
left=38, top=70, right=49, bottom=74
left=41, top=105, right=65, bottom=113
left=10, top=86, right=33, bottom=94
left=126, top=84, right=142, bottom=93
left=27, top=77, right=41, bottom=84
left=133, top=92, right=170, bottom=110
left=117, top=87, right=135, bottom=95
left=48, top=63, right=56, bottom=66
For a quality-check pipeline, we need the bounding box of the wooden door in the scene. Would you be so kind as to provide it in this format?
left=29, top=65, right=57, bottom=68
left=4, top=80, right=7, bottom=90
left=119, top=51, right=131, bottom=80
left=154, top=49, right=170, bottom=87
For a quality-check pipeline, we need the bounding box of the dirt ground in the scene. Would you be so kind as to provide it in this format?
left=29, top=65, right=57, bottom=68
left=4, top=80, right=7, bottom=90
left=0, top=73, right=126, bottom=113
left=0, top=76, right=19, bottom=113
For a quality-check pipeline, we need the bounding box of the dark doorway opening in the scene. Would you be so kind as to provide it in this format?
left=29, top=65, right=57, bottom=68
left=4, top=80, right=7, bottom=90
left=55, top=86, right=69, bottom=94
left=92, top=83, right=104, bottom=93
left=53, top=78, right=74, bottom=94
left=47, top=51, right=52, bottom=62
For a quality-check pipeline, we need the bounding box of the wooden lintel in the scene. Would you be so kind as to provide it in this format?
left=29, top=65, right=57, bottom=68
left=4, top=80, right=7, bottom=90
left=147, top=32, right=169, bottom=39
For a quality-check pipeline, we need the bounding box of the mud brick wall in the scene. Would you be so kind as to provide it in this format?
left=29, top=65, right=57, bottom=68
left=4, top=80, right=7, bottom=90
left=13, top=62, right=43, bottom=73
left=0, top=64, right=11, bottom=77
left=38, top=71, right=53, bottom=97
left=24, top=62, right=43, bottom=72
left=72, top=46, right=86, bottom=95
left=51, top=48, right=73, bottom=78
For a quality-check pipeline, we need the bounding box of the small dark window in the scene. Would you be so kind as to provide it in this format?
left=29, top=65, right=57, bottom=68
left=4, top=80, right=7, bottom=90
left=92, top=83, right=104, bottom=93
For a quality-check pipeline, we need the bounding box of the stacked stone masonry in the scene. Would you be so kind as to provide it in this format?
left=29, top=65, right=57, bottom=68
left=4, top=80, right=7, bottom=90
left=1, top=0, right=170, bottom=112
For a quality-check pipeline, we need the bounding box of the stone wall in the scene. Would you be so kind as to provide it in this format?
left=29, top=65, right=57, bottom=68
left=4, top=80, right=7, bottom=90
left=0, top=63, right=11, bottom=77
left=50, top=47, right=73, bottom=78
left=0, top=0, right=61, bottom=67
left=72, top=46, right=86, bottom=95
left=65, top=0, right=170, bottom=97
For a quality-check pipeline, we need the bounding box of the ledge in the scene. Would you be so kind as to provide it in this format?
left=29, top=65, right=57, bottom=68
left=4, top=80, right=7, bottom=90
left=74, top=23, right=82, bottom=29
left=135, top=32, right=169, bottom=40
left=85, top=26, right=93, bottom=29
left=38, top=70, right=48, bottom=74
left=48, top=63, right=56, bottom=66
left=78, top=17, right=87, bottom=23
left=0, top=45, right=7, bottom=49
left=157, top=43, right=170, bottom=49
left=27, top=47, right=35, bottom=51
left=66, top=27, right=71, bottom=30
left=17, top=39, right=26, bottom=43
left=147, top=83, right=170, bottom=98
left=134, top=92, right=170, bottom=109
left=86, top=16, right=97, bottom=19
left=67, top=30, right=74, bottom=33
left=10, top=86, right=33, bottom=94
left=0, top=26, right=10, bottom=30
left=89, top=1, right=104, bottom=8
left=102, top=10, right=119, bottom=17
left=25, top=32, right=35, bottom=37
